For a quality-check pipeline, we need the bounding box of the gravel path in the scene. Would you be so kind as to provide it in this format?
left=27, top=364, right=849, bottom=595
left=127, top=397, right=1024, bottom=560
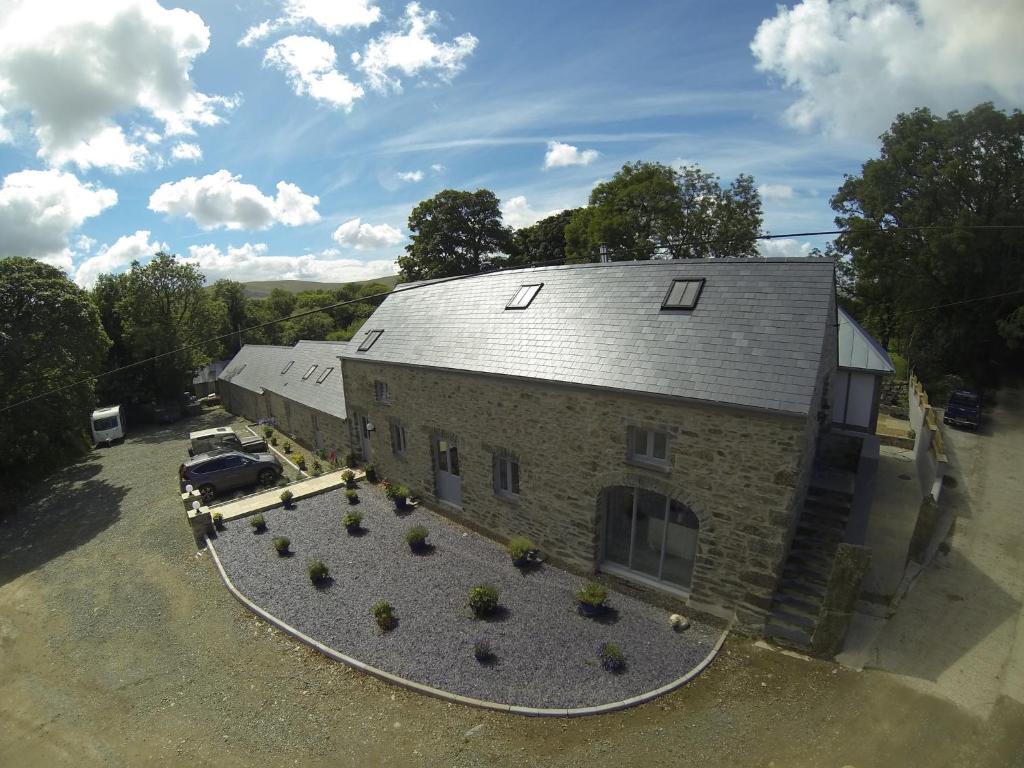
left=209, top=484, right=721, bottom=709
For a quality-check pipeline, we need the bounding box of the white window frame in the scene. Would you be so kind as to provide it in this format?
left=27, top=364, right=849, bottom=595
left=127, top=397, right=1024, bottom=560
left=315, top=366, right=334, bottom=384
left=374, top=380, right=390, bottom=403
left=494, top=455, right=521, bottom=496
left=627, top=426, right=671, bottom=466
left=302, top=364, right=318, bottom=380
left=505, top=283, right=543, bottom=310
left=390, top=422, right=407, bottom=456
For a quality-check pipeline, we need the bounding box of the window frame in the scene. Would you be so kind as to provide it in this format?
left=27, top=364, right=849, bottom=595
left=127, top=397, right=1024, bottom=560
left=374, top=380, right=390, bottom=403
left=493, top=454, right=521, bottom=497
left=358, top=329, right=384, bottom=351
left=281, top=361, right=294, bottom=375
left=505, top=283, right=543, bottom=310
left=315, top=366, right=334, bottom=384
left=627, top=425, right=671, bottom=467
left=660, top=278, right=705, bottom=311
left=302, top=364, right=318, bottom=380
left=390, top=422, right=407, bottom=456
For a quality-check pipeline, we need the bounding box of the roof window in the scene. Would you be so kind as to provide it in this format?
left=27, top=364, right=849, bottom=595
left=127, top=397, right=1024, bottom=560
left=358, top=329, right=384, bottom=352
left=281, top=361, right=294, bottom=374
left=506, top=283, right=543, bottom=310
left=316, top=366, right=334, bottom=384
left=302, top=364, right=318, bottom=380
left=661, top=279, right=704, bottom=310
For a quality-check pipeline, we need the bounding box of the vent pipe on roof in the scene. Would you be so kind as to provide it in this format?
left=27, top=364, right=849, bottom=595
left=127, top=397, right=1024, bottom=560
left=599, top=244, right=610, bottom=263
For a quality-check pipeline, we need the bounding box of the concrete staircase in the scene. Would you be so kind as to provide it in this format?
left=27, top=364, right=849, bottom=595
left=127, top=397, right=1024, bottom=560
left=765, top=472, right=855, bottom=651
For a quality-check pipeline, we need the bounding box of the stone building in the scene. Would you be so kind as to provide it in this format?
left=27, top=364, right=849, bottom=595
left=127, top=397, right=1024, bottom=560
left=338, top=259, right=839, bottom=631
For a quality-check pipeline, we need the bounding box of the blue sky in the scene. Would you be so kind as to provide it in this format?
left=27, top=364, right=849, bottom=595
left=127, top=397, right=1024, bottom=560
left=0, top=0, right=1021, bottom=286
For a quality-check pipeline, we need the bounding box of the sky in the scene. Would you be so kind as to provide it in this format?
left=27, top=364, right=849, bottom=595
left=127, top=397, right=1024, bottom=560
left=0, top=0, right=1022, bottom=288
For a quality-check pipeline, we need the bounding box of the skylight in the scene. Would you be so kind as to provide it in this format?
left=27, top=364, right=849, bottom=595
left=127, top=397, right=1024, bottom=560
left=281, top=361, right=294, bottom=374
left=661, top=279, right=704, bottom=310
left=302, top=364, right=318, bottom=380
left=506, top=283, right=543, bottom=310
left=358, top=329, right=384, bottom=352
left=316, top=367, right=334, bottom=384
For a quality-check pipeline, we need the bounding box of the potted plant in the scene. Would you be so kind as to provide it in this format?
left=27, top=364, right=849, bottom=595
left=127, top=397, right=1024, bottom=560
left=576, top=582, right=608, bottom=617
left=312, top=460, right=323, bottom=476
left=262, top=426, right=273, bottom=439
left=342, top=470, right=356, bottom=489
left=365, top=463, right=379, bottom=483
left=343, top=450, right=358, bottom=468
left=386, top=483, right=410, bottom=511
left=371, top=600, right=395, bottom=631
left=404, top=525, right=429, bottom=553
left=345, top=489, right=359, bottom=505
left=507, top=536, right=533, bottom=567
left=249, top=513, right=266, bottom=532
left=270, top=436, right=278, bottom=446
left=342, top=510, right=362, bottom=534
left=597, top=642, right=626, bottom=673
left=212, top=511, right=224, bottom=530
left=273, top=536, right=290, bottom=556
left=280, top=489, right=294, bottom=508
left=283, top=441, right=292, bottom=453
left=473, top=637, right=494, bottom=663
left=468, top=584, right=499, bottom=618
left=307, top=560, right=329, bottom=584
left=294, top=454, right=307, bottom=471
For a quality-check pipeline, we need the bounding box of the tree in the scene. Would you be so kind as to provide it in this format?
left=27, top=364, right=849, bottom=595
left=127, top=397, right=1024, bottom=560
left=398, top=189, right=513, bottom=280
left=564, top=161, right=762, bottom=262
left=832, top=103, right=1024, bottom=384
left=209, top=279, right=248, bottom=357
left=1, top=258, right=110, bottom=488
left=508, top=209, right=580, bottom=267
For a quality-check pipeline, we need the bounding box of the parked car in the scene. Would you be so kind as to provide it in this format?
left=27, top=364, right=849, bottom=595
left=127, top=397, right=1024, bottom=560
left=188, top=427, right=268, bottom=457
left=179, top=450, right=283, bottom=502
left=943, top=389, right=983, bottom=430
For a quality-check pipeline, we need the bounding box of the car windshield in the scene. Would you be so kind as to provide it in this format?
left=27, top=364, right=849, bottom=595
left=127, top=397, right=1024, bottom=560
left=950, top=392, right=979, bottom=406
left=93, top=416, right=118, bottom=431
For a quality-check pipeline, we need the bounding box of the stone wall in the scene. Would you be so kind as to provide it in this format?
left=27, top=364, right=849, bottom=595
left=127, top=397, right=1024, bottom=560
left=341, top=358, right=814, bottom=632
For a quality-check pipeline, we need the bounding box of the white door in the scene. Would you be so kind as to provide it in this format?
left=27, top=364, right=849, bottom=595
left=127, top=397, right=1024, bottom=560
left=434, top=438, right=461, bottom=506
left=359, top=414, right=373, bottom=461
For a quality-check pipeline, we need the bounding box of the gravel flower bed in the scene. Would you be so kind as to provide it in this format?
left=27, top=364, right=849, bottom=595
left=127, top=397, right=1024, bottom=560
left=209, top=484, right=723, bottom=709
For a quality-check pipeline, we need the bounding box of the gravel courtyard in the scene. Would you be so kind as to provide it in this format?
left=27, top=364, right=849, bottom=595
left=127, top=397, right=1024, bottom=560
left=209, top=485, right=722, bottom=709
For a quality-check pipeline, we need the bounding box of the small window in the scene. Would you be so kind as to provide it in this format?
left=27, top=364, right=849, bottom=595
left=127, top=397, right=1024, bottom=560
left=506, top=283, right=543, bottom=310
left=627, top=426, right=671, bottom=465
left=358, top=329, right=384, bottom=351
left=315, top=366, right=334, bottom=384
left=374, top=381, right=389, bottom=403
left=302, top=364, right=318, bottom=380
left=390, top=423, right=407, bottom=455
left=494, top=455, right=520, bottom=496
left=281, top=361, right=294, bottom=374
left=661, top=279, right=704, bottom=310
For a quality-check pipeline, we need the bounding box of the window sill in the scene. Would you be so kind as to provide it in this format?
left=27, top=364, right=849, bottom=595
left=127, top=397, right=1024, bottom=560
left=493, top=491, right=522, bottom=505
left=624, top=457, right=672, bottom=474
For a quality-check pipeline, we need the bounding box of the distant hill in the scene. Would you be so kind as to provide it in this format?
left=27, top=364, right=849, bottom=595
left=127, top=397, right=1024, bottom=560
left=242, top=275, right=401, bottom=298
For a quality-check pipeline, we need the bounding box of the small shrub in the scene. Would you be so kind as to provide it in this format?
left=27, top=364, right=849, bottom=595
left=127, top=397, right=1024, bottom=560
left=576, top=582, right=607, bottom=607
left=343, top=449, right=358, bottom=468
left=311, top=460, right=323, bottom=476
left=468, top=584, right=499, bottom=617
left=342, top=469, right=356, bottom=489
left=270, top=436, right=278, bottom=446
left=294, top=454, right=307, bottom=470
left=280, top=489, right=294, bottom=506
left=365, top=463, right=379, bottom=483
left=345, top=489, right=359, bottom=504
left=262, top=426, right=273, bottom=439
left=386, top=484, right=410, bottom=507
left=342, top=510, right=362, bottom=531
left=212, top=511, right=224, bottom=529
left=283, top=441, right=292, bottom=453
left=507, top=536, right=533, bottom=563
left=598, top=642, right=625, bottom=673
left=249, top=514, right=266, bottom=531
left=473, top=636, right=493, bottom=662
left=273, top=536, right=290, bottom=555
left=405, top=525, right=428, bottom=551
left=308, top=560, right=329, bottom=583
left=371, top=600, right=395, bottom=631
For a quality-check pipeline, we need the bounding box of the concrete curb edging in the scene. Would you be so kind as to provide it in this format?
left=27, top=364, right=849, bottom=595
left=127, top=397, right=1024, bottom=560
left=205, top=537, right=729, bottom=717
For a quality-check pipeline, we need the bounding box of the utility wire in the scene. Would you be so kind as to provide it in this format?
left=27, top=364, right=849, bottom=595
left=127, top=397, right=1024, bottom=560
left=4, top=222, right=1024, bottom=413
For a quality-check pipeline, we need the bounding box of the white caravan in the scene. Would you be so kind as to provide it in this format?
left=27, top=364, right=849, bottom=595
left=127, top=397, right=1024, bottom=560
left=91, top=405, right=126, bottom=445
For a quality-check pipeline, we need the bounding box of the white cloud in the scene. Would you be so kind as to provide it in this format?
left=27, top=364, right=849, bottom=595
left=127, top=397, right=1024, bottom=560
left=332, top=217, right=405, bottom=250
left=0, top=169, right=117, bottom=268
left=544, top=141, right=599, bottom=169
left=73, top=230, right=168, bottom=288
left=186, top=241, right=398, bottom=283
left=758, top=238, right=813, bottom=258
left=751, top=0, right=1024, bottom=139
left=148, top=170, right=320, bottom=230
left=758, top=183, right=795, bottom=201
left=501, top=195, right=563, bottom=229
left=430, top=163, right=445, bottom=173
left=239, top=0, right=381, bottom=46
left=170, top=142, right=202, bottom=161
left=264, top=35, right=365, bottom=110
left=0, top=0, right=235, bottom=171
left=396, top=169, right=424, bottom=182
left=358, top=2, right=478, bottom=93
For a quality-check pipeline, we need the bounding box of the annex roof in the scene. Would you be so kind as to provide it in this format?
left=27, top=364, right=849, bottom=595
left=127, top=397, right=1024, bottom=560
left=342, top=259, right=837, bottom=415
left=217, top=344, right=293, bottom=395
left=264, top=340, right=348, bottom=416
left=837, top=306, right=895, bottom=374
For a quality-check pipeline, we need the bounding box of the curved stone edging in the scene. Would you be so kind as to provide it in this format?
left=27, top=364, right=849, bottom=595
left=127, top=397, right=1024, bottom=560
left=205, top=536, right=729, bottom=716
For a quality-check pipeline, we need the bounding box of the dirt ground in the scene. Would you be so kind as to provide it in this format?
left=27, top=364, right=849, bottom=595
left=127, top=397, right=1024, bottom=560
left=1, top=407, right=1022, bottom=768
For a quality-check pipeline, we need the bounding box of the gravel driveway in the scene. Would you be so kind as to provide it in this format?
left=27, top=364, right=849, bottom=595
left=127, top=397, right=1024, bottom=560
left=209, top=486, right=721, bottom=709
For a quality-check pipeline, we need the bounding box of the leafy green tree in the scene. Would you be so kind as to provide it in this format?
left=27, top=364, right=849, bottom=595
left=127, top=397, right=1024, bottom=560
left=564, top=162, right=762, bottom=262
left=832, top=103, right=1024, bottom=384
left=0, top=258, right=110, bottom=487
left=398, top=189, right=513, bottom=280
left=509, top=209, right=580, bottom=267
left=209, top=279, right=248, bottom=357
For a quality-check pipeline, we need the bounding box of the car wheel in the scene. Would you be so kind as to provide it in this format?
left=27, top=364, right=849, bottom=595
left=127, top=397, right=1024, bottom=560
left=198, top=484, right=216, bottom=503
left=258, top=469, right=277, bottom=486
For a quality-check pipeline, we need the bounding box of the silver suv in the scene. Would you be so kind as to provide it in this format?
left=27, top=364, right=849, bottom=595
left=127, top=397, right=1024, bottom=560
left=179, top=450, right=283, bottom=502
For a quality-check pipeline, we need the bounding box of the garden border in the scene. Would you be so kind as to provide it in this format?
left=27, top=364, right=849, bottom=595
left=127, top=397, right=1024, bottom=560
left=206, top=536, right=730, bottom=716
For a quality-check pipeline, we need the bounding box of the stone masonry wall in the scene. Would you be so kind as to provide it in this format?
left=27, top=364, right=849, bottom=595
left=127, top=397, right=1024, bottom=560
left=341, top=359, right=812, bottom=632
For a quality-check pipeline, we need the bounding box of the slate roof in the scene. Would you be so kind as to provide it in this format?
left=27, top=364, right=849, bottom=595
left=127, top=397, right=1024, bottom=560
left=837, top=307, right=894, bottom=373
left=342, top=259, right=837, bottom=415
left=218, top=344, right=293, bottom=394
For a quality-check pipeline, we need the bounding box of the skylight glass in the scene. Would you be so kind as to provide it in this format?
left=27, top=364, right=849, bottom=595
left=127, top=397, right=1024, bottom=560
left=662, top=279, right=704, bottom=310
left=315, top=366, right=334, bottom=384
left=302, top=364, right=318, bottom=380
left=281, top=361, right=294, bottom=374
left=358, top=329, right=384, bottom=352
left=506, top=283, right=543, bottom=310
